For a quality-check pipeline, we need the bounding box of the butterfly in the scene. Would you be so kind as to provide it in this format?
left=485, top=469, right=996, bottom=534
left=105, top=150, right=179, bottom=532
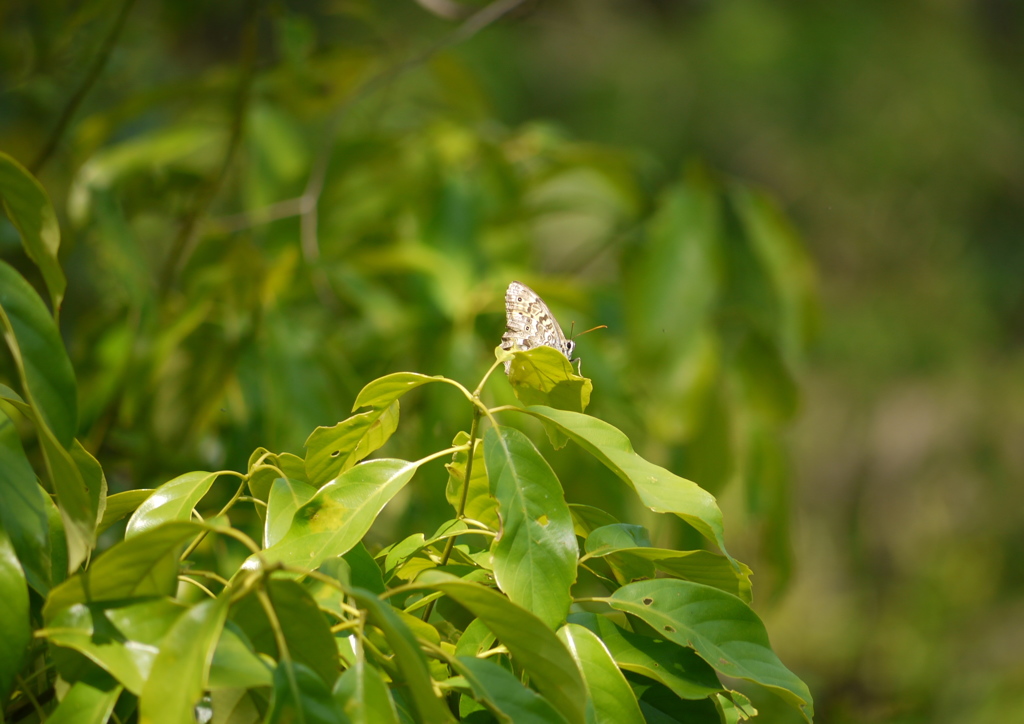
left=501, top=281, right=576, bottom=374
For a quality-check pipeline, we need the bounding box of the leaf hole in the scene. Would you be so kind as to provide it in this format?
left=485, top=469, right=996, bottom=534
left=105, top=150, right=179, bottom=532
left=642, top=597, right=654, bottom=605
left=663, top=625, right=676, bottom=633
left=330, top=450, right=341, bottom=458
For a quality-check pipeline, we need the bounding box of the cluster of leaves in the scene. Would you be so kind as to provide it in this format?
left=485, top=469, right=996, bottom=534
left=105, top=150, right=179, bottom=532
left=1, top=157, right=812, bottom=722
left=0, top=1, right=817, bottom=594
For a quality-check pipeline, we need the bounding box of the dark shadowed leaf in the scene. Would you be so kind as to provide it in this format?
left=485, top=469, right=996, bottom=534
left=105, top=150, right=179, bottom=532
left=266, top=660, right=349, bottom=724
left=413, top=571, right=586, bottom=724
left=567, top=612, right=721, bottom=700
left=453, top=655, right=569, bottom=724
left=609, top=579, right=813, bottom=721
left=333, top=657, right=399, bottom=724
left=0, top=408, right=51, bottom=593
left=209, top=622, right=274, bottom=690
left=0, top=152, right=66, bottom=311
left=349, top=588, right=455, bottom=723
left=98, top=489, right=155, bottom=534
left=0, top=530, right=30, bottom=703
left=231, top=579, right=338, bottom=687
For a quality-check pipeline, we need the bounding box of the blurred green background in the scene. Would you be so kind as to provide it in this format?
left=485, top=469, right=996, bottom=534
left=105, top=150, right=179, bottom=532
left=2, top=1, right=1023, bottom=722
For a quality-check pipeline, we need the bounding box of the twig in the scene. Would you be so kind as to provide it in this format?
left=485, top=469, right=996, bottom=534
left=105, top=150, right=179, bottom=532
left=31, top=0, right=138, bottom=173
left=157, top=0, right=261, bottom=296
left=206, top=0, right=528, bottom=299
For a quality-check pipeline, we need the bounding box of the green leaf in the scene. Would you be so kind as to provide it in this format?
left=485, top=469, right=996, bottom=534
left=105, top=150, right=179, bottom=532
left=484, top=426, right=577, bottom=629
left=445, top=431, right=498, bottom=529
left=248, top=449, right=309, bottom=520
left=209, top=687, right=267, bottom=724
left=0, top=529, right=30, bottom=703
left=334, top=657, right=399, bottom=724
left=505, top=346, right=592, bottom=413
left=42, top=490, right=68, bottom=587
left=567, top=613, right=721, bottom=700
left=413, top=571, right=586, bottom=724
left=70, top=439, right=108, bottom=530
left=209, top=622, right=274, bottom=690
left=265, top=476, right=318, bottom=548
left=267, top=660, right=349, bottom=724
left=608, top=579, right=813, bottom=721
left=452, top=655, right=570, bottom=724
left=45, top=670, right=123, bottom=724
left=250, top=459, right=421, bottom=571
left=520, top=406, right=734, bottom=565
left=0, top=407, right=51, bottom=594
left=98, top=489, right=155, bottom=534
left=568, top=505, right=620, bottom=538
left=557, top=623, right=645, bottom=724
left=352, top=372, right=446, bottom=410
left=0, top=260, right=77, bottom=446
left=585, top=525, right=751, bottom=600
left=139, top=593, right=231, bottom=724
left=715, top=691, right=757, bottom=723
left=43, top=520, right=204, bottom=621
left=305, top=401, right=400, bottom=487
left=126, top=471, right=219, bottom=538
left=349, top=588, right=455, bottom=723
left=44, top=598, right=187, bottom=695
left=0, top=260, right=93, bottom=569
left=231, top=579, right=338, bottom=687
left=0, top=152, right=66, bottom=311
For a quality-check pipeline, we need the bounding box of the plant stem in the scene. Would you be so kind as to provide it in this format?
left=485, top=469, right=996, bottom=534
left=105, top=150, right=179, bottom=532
left=421, top=405, right=482, bottom=622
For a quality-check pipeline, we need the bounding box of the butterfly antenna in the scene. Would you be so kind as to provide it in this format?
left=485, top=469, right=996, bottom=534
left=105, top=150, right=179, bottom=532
left=572, top=324, right=608, bottom=340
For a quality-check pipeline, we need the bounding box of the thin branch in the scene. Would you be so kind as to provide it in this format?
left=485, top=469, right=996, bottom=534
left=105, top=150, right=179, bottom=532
left=31, top=0, right=138, bottom=173
left=157, top=0, right=261, bottom=296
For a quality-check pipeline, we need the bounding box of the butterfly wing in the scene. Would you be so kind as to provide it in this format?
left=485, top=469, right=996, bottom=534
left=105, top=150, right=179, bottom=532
left=502, top=281, right=574, bottom=373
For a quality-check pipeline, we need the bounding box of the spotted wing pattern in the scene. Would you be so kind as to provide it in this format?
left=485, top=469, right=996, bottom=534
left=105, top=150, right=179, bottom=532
left=501, top=281, right=575, bottom=374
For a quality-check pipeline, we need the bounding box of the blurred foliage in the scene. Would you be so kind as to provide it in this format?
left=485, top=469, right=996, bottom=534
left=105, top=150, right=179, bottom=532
left=4, top=0, right=1021, bottom=722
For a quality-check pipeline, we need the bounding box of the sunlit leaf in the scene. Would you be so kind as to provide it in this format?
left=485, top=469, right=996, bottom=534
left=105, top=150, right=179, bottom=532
left=250, top=459, right=420, bottom=571
left=445, top=430, right=498, bottom=529
left=45, top=670, right=122, bottom=724
left=484, top=426, right=577, bottom=629
left=505, top=345, right=592, bottom=413
left=305, top=401, right=399, bottom=487
left=265, top=476, right=318, bottom=548
left=98, top=489, right=155, bottom=534
left=568, top=505, right=620, bottom=538
left=352, top=372, right=447, bottom=410
left=609, top=579, right=813, bottom=721
left=519, top=406, right=734, bottom=566
left=413, top=571, right=586, bottom=724
left=557, top=623, right=645, bottom=724
left=43, top=520, right=204, bottom=621
left=126, top=471, right=219, bottom=538
left=139, top=593, right=231, bottom=724
left=44, top=598, right=187, bottom=695
left=0, top=152, right=66, bottom=311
